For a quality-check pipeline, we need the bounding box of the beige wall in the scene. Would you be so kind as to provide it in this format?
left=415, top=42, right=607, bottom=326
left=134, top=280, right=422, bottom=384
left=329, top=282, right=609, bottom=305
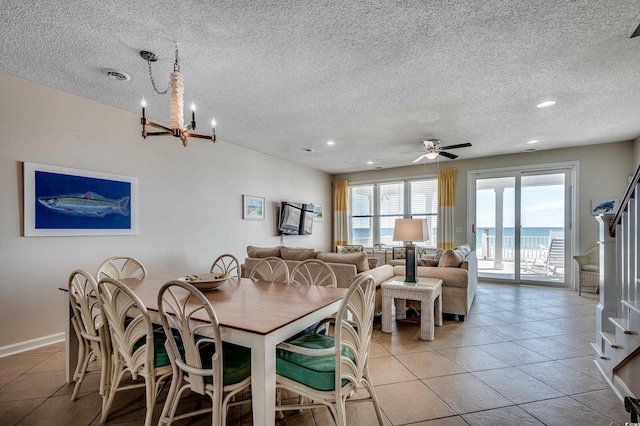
left=0, top=72, right=332, bottom=350
left=335, top=141, right=635, bottom=255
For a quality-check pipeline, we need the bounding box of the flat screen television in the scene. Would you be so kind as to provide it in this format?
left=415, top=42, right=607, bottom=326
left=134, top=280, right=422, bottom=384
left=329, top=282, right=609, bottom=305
left=278, top=202, right=314, bottom=235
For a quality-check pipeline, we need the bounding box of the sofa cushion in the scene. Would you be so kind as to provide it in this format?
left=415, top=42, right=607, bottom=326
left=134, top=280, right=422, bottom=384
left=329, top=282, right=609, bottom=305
left=417, top=258, right=439, bottom=267
left=280, top=247, right=317, bottom=261
left=438, top=249, right=464, bottom=267
left=247, top=245, right=282, bottom=258
left=582, top=264, right=600, bottom=273
left=316, top=252, right=369, bottom=273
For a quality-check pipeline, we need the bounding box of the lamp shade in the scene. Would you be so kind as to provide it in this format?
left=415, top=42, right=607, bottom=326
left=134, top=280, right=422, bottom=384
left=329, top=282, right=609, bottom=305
left=393, top=219, right=430, bottom=242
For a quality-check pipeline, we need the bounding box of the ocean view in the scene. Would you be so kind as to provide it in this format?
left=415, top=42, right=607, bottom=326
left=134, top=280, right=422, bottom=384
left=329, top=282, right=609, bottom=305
left=353, top=227, right=563, bottom=249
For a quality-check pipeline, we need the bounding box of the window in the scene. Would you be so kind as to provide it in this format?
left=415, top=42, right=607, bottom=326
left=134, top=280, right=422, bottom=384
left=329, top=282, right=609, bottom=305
left=349, top=178, right=438, bottom=248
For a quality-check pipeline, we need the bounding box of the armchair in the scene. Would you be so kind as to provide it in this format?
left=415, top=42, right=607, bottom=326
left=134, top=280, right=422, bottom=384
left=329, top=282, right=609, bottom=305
left=573, top=246, right=599, bottom=295
left=335, top=244, right=363, bottom=253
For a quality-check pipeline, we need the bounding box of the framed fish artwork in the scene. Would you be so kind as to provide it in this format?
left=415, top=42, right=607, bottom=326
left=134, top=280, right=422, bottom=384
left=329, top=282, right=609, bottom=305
left=23, top=162, right=138, bottom=236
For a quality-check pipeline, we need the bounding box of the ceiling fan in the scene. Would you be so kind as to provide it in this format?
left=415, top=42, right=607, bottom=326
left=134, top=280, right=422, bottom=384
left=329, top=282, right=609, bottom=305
left=412, top=139, right=472, bottom=162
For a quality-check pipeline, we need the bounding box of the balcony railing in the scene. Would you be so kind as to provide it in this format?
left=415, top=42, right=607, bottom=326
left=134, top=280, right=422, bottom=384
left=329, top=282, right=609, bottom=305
left=478, top=234, right=550, bottom=262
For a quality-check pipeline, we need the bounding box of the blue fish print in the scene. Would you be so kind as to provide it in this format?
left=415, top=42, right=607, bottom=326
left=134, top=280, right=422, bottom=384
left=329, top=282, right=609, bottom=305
left=38, top=192, right=130, bottom=217
left=593, top=201, right=615, bottom=213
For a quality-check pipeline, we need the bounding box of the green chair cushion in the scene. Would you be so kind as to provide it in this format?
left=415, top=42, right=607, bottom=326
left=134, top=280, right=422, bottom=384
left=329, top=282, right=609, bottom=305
left=582, top=265, right=600, bottom=273
left=276, top=333, right=354, bottom=391
left=133, top=328, right=177, bottom=368
left=199, top=341, right=252, bottom=386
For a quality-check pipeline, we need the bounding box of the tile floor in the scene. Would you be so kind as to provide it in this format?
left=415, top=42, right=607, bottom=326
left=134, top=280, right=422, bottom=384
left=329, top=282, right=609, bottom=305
left=0, top=282, right=632, bottom=425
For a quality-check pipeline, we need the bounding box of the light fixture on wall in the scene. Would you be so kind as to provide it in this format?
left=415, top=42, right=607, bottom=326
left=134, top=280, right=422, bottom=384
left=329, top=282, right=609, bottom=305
left=393, top=218, right=429, bottom=283
left=140, top=44, right=216, bottom=147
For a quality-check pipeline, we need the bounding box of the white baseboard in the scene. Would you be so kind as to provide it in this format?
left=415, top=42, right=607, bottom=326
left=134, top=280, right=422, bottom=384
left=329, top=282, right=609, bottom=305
left=0, top=333, right=65, bottom=358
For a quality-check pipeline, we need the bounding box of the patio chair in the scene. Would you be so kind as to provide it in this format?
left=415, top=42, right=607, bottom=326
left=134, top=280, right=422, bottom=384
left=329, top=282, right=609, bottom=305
left=274, top=274, right=384, bottom=425
left=530, top=231, right=565, bottom=276
left=157, top=280, right=252, bottom=426
left=209, top=253, right=240, bottom=277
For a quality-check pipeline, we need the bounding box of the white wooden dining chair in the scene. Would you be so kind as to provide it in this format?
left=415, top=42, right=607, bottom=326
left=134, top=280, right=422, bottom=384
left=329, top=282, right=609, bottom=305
left=97, top=256, right=147, bottom=281
left=209, top=253, right=240, bottom=277
left=157, top=280, right=252, bottom=426
left=97, top=277, right=173, bottom=426
left=67, top=269, right=110, bottom=405
left=274, top=274, right=384, bottom=425
left=290, top=259, right=337, bottom=288
left=248, top=256, right=290, bottom=282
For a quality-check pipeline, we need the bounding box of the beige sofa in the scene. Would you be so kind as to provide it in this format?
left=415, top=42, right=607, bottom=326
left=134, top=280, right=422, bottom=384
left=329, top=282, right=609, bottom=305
left=241, top=246, right=394, bottom=312
left=392, top=246, right=477, bottom=320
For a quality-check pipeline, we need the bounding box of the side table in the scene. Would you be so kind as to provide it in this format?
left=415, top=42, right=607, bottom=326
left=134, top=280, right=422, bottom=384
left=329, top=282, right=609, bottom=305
left=381, top=276, right=443, bottom=341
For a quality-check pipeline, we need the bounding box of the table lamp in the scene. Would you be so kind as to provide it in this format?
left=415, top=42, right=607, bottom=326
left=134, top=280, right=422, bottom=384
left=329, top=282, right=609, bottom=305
left=393, top=219, right=429, bottom=283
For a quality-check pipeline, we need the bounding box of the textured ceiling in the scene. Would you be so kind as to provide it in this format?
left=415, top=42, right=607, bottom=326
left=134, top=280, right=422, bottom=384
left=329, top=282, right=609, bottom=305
left=1, top=1, right=639, bottom=173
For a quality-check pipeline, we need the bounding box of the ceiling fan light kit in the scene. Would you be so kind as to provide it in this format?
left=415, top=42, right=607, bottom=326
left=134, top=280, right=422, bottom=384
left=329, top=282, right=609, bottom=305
left=425, top=151, right=439, bottom=160
left=412, top=139, right=472, bottom=163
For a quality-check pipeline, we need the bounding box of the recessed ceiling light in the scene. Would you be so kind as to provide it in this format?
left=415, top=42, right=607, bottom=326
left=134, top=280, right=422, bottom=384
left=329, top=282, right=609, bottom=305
left=102, top=68, right=131, bottom=81
left=367, top=161, right=374, bottom=165
left=527, top=139, right=540, bottom=144
left=523, top=147, right=539, bottom=153
left=327, top=140, right=335, bottom=146
left=303, top=148, right=314, bottom=152
left=536, top=100, right=556, bottom=108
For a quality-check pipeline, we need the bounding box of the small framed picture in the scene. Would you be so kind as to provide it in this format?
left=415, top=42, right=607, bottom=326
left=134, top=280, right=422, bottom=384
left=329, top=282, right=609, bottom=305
left=243, top=195, right=265, bottom=220
left=313, top=204, right=324, bottom=222
left=591, top=198, right=618, bottom=216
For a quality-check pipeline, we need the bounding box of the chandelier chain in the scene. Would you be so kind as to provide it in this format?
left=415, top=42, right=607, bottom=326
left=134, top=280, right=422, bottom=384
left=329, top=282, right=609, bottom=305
left=145, top=44, right=180, bottom=95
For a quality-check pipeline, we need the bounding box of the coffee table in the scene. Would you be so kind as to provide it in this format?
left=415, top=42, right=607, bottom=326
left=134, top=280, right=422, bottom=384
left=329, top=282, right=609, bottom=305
left=381, top=276, right=443, bottom=340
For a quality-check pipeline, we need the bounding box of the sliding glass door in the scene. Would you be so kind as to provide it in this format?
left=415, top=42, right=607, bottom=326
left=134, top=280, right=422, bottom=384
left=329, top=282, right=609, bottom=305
left=470, top=165, right=573, bottom=286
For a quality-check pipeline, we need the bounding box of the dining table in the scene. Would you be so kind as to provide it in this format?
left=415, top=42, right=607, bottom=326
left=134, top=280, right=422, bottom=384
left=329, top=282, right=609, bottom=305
left=62, top=274, right=346, bottom=426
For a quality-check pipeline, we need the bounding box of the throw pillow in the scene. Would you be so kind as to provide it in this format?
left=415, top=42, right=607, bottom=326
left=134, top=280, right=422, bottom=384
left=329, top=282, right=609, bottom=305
left=280, top=247, right=317, bottom=261
left=367, top=257, right=380, bottom=269
left=316, top=252, right=370, bottom=273
left=438, top=249, right=463, bottom=267
left=417, top=258, right=439, bottom=267
left=454, top=244, right=471, bottom=258
left=247, top=245, right=282, bottom=258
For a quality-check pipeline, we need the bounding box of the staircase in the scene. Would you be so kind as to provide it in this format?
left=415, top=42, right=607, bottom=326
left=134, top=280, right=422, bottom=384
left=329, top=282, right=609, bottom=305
left=594, top=165, right=640, bottom=419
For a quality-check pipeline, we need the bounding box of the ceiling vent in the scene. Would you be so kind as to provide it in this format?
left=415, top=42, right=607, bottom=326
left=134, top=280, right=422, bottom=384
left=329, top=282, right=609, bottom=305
left=102, top=68, right=131, bottom=81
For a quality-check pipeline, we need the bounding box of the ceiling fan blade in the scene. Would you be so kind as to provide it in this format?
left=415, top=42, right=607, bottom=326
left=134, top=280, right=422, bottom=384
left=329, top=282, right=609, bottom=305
left=439, top=151, right=458, bottom=159
left=412, top=154, right=427, bottom=163
left=440, top=142, right=472, bottom=150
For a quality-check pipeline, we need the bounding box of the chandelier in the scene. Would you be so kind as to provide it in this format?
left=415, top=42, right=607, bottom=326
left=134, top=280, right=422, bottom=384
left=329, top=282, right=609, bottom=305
left=140, top=44, right=216, bottom=147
